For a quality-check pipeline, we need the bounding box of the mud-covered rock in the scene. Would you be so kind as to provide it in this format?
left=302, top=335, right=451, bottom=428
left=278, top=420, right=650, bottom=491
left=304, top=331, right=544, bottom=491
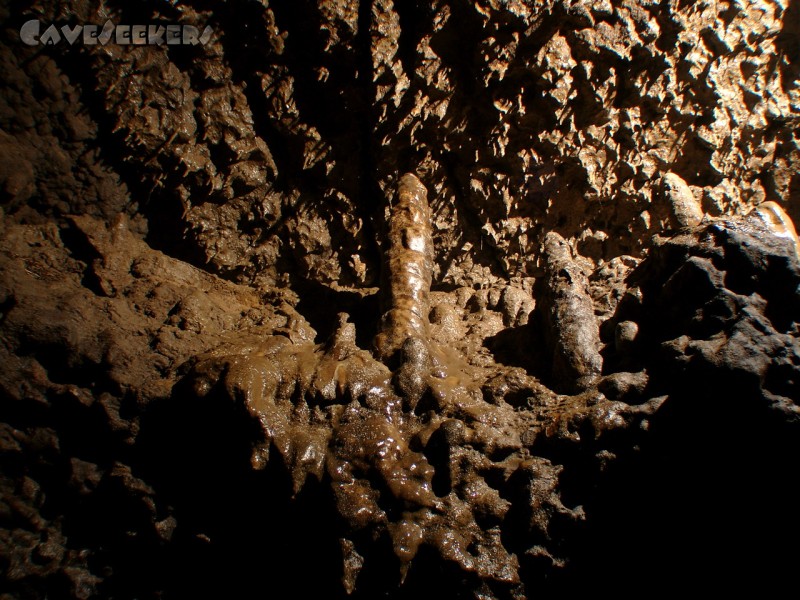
left=539, top=232, right=603, bottom=393
left=1, top=0, right=799, bottom=598
left=0, top=215, right=297, bottom=597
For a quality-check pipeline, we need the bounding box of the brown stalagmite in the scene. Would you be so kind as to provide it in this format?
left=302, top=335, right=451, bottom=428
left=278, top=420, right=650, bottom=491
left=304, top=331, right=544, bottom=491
left=540, top=232, right=603, bottom=393
left=374, top=173, right=434, bottom=363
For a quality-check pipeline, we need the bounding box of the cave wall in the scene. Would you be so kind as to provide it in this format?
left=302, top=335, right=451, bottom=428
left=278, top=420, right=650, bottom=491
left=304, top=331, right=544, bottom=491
left=1, top=1, right=799, bottom=598
left=2, top=0, right=799, bottom=286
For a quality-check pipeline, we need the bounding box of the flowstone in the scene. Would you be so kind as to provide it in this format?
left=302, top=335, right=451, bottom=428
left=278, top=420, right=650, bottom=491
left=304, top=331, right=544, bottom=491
left=185, top=174, right=673, bottom=596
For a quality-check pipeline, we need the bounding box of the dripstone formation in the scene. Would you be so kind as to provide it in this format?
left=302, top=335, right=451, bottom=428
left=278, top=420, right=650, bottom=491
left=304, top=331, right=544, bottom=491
left=1, top=1, right=799, bottom=598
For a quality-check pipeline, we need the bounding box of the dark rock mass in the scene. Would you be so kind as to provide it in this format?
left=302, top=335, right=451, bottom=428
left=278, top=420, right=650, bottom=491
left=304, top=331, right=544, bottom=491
left=1, top=1, right=799, bottom=598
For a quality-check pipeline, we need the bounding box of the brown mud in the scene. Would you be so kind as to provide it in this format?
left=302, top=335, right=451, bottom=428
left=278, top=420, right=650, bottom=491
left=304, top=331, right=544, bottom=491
left=1, top=1, right=800, bottom=599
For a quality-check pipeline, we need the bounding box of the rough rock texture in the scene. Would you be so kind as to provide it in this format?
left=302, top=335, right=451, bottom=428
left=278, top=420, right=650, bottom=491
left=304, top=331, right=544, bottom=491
left=1, top=0, right=799, bottom=598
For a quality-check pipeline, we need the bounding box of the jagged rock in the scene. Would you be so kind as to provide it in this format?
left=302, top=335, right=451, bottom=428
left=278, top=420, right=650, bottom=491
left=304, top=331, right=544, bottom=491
left=1, top=1, right=799, bottom=598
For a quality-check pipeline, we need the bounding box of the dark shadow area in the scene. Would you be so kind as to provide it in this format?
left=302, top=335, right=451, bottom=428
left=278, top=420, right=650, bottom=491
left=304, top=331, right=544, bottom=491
left=552, top=381, right=800, bottom=597
left=291, top=274, right=382, bottom=349
left=484, top=320, right=551, bottom=386
left=135, top=374, right=346, bottom=599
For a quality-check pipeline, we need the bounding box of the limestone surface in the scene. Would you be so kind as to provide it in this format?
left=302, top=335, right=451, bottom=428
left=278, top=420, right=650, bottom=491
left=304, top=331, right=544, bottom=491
left=1, top=1, right=799, bottom=598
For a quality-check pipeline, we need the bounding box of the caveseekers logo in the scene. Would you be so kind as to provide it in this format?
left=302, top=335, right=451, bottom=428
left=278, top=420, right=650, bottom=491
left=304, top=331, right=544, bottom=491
left=19, top=19, right=214, bottom=46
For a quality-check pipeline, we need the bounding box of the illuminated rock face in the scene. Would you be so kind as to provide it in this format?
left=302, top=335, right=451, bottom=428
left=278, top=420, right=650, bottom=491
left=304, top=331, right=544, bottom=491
left=1, top=0, right=800, bottom=598
left=182, top=174, right=630, bottom=595
left=374, top=173, right=434, bottom=364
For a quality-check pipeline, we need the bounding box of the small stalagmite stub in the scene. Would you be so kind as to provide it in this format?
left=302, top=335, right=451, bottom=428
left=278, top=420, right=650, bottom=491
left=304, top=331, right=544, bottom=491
left=660, top=172, right=704, bottom=229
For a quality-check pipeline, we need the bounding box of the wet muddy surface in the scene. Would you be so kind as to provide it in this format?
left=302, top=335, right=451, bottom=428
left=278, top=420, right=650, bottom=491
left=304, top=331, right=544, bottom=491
left=1, top=1, right=800, bottom=598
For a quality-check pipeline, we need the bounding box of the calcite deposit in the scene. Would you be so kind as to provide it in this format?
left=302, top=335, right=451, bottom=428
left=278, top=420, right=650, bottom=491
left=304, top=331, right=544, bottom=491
left=1, top=1, right=799, bottom=598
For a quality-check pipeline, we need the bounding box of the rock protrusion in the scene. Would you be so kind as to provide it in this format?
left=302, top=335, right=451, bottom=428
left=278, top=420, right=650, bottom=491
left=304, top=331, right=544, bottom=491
left=374, top=173, right=434, bottom=364
left=539, top=232, right=603, bottom=393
